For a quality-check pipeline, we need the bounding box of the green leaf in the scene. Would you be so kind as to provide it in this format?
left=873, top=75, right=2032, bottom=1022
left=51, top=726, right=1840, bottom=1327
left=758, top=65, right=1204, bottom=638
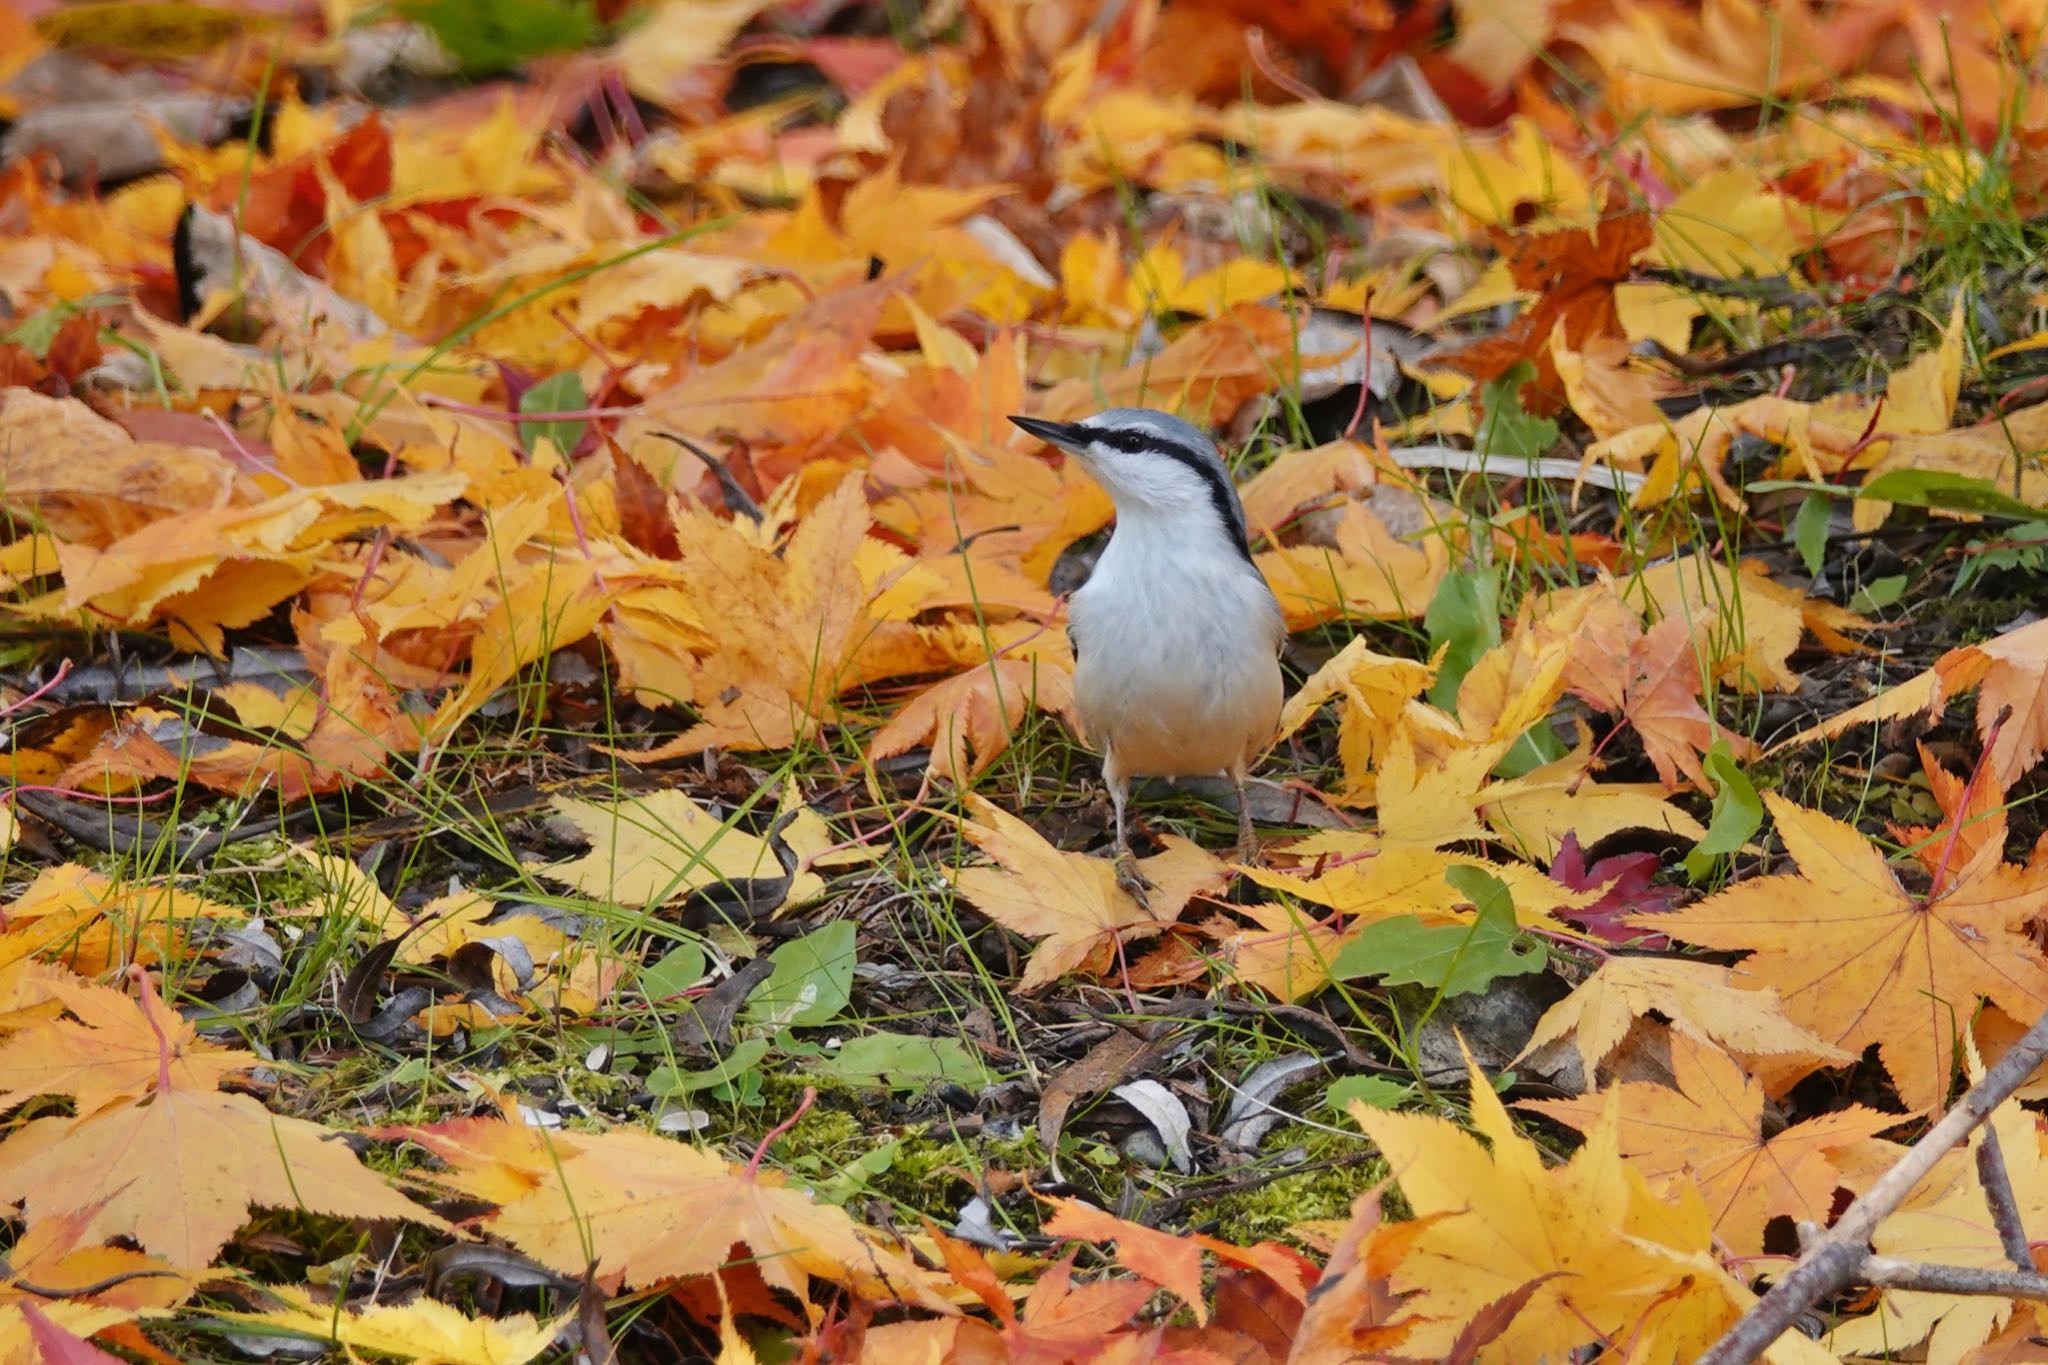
left=1859, top=469, right=2041, bottom=521
left=1682, top=740, right=1763, bottom=881
left=639, top=943, right=707, bottom=1003
left=744, top=922, right=856, bottom=1028
left=804, top=1137, right=902, bottom=1204
left=814, top=1033, right=991, bottom=1091
left=1954, top=522, right=2048, bottom=596
left=401, top=0, right=597, bottom=74
left=647, top=1038, right=769, bottom=1096
left=1424, top=565, right=1502, bottom=712
left=1848, top=574, right=1908, bottom=614
left=1326, top=1075, right=1411, bottom=1117
left=1791, top=492, right=1833, bottom=578
left=518, top=371, right=587, bottom=459
left=1328, top=867, right=1545, bottom=996
left=1475, top=360, right=1560, bottom=461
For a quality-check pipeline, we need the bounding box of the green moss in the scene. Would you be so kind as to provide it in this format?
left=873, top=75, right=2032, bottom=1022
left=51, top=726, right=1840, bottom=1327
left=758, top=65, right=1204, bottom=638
left=1943, top=588, right=2042, bottom=646
left=189, top=835, right=331, bottom=912
left=1201, top=1128, right=1384, bottom=1248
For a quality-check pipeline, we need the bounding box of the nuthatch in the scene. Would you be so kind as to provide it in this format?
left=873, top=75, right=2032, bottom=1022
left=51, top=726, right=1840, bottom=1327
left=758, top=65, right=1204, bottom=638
left=1009, top=408, right=1286, bottom=905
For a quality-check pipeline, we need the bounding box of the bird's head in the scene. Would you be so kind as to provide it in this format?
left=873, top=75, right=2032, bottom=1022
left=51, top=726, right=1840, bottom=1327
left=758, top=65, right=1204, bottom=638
left=1009, top=407, right=1251, bottom=558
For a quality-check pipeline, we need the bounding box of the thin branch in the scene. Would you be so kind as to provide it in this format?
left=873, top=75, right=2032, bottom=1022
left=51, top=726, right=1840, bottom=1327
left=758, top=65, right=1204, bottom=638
left=1698, top=1006, right=2048, bottom=1365
left=1859, top=1257, right=2048, bottom=1299
left=1977, top=1125, right=2034, bottom=1273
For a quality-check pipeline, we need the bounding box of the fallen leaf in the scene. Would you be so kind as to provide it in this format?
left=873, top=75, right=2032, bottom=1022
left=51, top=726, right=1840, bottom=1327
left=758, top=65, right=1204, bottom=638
left=946, top=794, right=1228, bottom=991
left=1647, top=794, right=2048, bottom=1111
left=867, top=655, right=1077, bottom=783
left=395, top=1115, right=947, bottom=1306
left=1518, top=955, right=1852, bottom=1082
left=1524, top=1033, right=1896, bottom=1253
left=533, top=788, right=825, bottom=909
left=217, top=1286, right=570, bottom=1365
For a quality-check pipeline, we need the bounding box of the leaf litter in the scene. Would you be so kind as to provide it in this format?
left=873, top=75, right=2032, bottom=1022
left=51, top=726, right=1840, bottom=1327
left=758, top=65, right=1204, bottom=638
left=6, top=0, right=2048, bottom=1360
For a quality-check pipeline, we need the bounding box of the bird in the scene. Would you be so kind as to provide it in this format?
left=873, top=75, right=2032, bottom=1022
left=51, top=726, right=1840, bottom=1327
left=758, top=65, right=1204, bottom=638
left=1008, top=407, right=1285, bottom=907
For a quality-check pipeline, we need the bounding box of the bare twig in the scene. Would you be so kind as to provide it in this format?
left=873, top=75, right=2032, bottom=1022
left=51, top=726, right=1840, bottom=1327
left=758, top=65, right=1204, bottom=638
left=1859, top=1257, right=2048, bottom=1298
left=1978, top=1125, right=2035, bottom=1272
left=1698, top=1006, right=2048, bottom=1364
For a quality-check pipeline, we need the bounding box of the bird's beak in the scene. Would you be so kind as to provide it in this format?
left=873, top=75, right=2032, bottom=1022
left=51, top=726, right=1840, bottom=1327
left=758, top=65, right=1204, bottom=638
left=1008, top=414, right=1087, bottom=452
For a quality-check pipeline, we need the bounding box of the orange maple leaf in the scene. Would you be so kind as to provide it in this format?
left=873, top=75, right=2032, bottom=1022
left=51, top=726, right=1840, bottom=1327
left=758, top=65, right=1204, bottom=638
left=867, top=655, right=1077, bottom=783
left=1039, top=1197, right=1312, bottom=1327
left=0, top=970, right=440, bottom=1268
left=1646, top=794, right=2048, bottom=1111
left=0, top=974, right=256, bottom=1114
left=1523, top=1033, right=1896, bottom=1255
left=1565, top=586, right=1746, bottom=789
left=1435, top=209, right=1654, bottom=408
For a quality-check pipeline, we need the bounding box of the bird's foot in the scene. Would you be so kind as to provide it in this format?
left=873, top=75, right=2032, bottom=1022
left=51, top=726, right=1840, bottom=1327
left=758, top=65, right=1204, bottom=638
left=1226, top=834, right=1262, bottom=867
left=1113, top=851, right=1155, bottom=910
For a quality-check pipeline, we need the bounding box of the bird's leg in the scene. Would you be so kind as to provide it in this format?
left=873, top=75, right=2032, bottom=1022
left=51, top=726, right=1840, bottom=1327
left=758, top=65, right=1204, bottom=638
left=1105, top=754, right=1154, bottom=909
left=1227, top=764, right=1260, bottom=865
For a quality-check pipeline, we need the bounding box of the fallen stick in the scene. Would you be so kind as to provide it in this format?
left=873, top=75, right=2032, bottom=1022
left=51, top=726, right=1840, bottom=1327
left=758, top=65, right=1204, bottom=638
left=1699, top=1005, right=2048, bottom=1364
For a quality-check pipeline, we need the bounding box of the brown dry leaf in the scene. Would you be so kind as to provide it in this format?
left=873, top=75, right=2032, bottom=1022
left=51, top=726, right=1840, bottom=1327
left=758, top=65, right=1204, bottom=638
left=867, top=655, right=1078, bottom=783
left=395, top=1114, right=948, bottom=1308
left=0, top=389, right=250, bottom=545
left=946, top=794, right=1228, bottom=991
left=1523, top=1033, right=1896, bottom=1255
left=1518, top=955, right=1851, bottom=1083
left=1649, top=794, right=2048, bottom=1112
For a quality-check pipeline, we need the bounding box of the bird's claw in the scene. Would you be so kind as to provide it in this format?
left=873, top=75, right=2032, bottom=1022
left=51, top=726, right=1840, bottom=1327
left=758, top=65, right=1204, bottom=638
left=1113, top=852, right=1155, bottom=910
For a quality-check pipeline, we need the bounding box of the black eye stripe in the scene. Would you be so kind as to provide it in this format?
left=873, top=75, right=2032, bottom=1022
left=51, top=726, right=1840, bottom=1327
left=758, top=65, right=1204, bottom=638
left=1078, top=424, right=1253, bottom=564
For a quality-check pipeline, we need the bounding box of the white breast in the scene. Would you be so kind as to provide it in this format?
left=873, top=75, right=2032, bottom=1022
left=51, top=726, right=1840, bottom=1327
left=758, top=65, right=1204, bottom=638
left=1067, top=515, right=1285, bottom=780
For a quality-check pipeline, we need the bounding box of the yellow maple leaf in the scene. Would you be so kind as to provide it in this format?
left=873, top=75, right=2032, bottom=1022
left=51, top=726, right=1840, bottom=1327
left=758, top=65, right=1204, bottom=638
left=1524, top=1033, right=1896, bottom=1255
left=219, top=1286, right=569, bottom=1365
left=1831, top=1096, right=2048, bottom=1360
left=1256, top=501, right=1450, bottom=632
left=1621, top=554, right=1868, bottom=693
left=1246, top=841, right=1591, bottom=930
left=1651, top=794, right=2048, bottom=1111
left=533, top=788, right=829, bottom=910
left=1353, top=1045, right=1837, bottom=1363
left=1274, top=636, right=1439, bottom=804
left=1519, top=955, right=1850, bottom=1082
left=395, top=1115, right=949, bottom=1308
left=946, top=795, right=1227, bottom=992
